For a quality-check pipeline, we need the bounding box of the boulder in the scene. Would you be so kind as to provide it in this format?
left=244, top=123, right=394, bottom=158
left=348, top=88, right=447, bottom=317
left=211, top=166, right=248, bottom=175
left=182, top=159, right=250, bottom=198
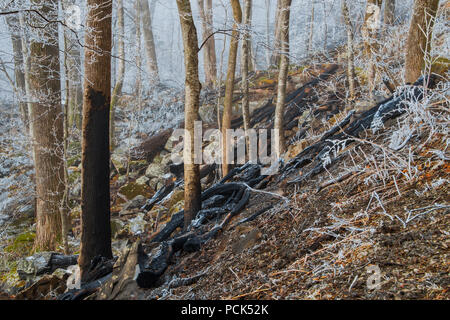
left=145, top=162, right=167, bottom=178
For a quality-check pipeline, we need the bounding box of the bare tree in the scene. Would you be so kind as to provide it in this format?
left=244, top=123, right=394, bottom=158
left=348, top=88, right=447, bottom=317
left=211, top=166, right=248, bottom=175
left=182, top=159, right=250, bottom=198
left=27, top=0, right=65, bottom=251
left=4, top=10, right=28, bottom=129
left=176, top=0, right=202, bottom=230
left=270, top=0, right=282, bottom=67
left=362, top=0, right=383, bottom=101
left=274, top=0, right=292, bottom=158
left=221, top=0, right=242, bottom=177
left=384, top=0, right=395, bottom=25
left=307, top=2, right=315, bottom=55
left=79, top=0, right=113, bottom=281
left=241, top=0, right=252, bottom=156
left=405, top=0, right=440, bottom=84
left=198, top=0, right=217, bottom=88
left=110, top=0, right=125, bottom=150
left=141, top=0, right=159, bottom=84
left=342, top=0, right=356, bottom=99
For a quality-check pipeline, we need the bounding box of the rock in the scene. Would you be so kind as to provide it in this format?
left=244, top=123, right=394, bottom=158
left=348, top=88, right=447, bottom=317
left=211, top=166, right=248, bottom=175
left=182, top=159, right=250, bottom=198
left=145, top=162, right=167, bottom=178
left=17, top=252, right=53, bottom=280
left=111, top=152, right=127, bottom=175
left=135, top=175, right=149, bottom=186
left=118, top=182, right=154, bottom=203
left=15, top=273, right=68, bottom=300
left=111, top=219, right=125, bottom=239
left=128, top=213, right=147, bottom=236
left=116, top=175, right=127, bottom=187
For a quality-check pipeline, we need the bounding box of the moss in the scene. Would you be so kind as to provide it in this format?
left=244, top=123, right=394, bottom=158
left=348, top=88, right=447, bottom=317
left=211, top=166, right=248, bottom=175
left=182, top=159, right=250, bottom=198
left=4, top=231, right=36, bottom=255
left=67, top=155, right=81, bottom=167
left=118, top=182, right=154, bottom=203
left=430, top=56, right=450, bottom=77
left=68, top=170, right=81, bottom=184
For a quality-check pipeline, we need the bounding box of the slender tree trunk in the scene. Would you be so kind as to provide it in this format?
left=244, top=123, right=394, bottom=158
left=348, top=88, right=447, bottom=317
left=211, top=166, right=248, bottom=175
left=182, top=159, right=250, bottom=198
left=384, top=0, right=395, bottom=25
left=342, top=0, right=356, bottom=99
left=274, top=0, right=291, bottom=158
left=362, top=0, right=383, bottom=101
left=28, top=0, right=65, bottom=251
left=404, top=0, right=439, bottom=84
left=221, top=0, right=242, bottom=177
left=198, top=0, right=217, bottom=88
left=110, top=0, right=125, bottom=150
left=79, top=0, right=113, bottom=282
left=241, top=0, right=252, bottom=157
left=323, top=2, right=328, bottom=52
left=5, top=15, right=28, bottom=129
left=141, top=0, right=160, bottom=84
left=136, top=0, right=143, bottom=94
left=265, top=0, right=271, bottom=68
left=62, top=1, right=83, bottom=130
left=176, top=0, right=202, bottom=230
left=307, top=3, right=315, bottom=55
left=270, top=0, right=282, bottom=67
left=18, top=13, right=33, bottom=137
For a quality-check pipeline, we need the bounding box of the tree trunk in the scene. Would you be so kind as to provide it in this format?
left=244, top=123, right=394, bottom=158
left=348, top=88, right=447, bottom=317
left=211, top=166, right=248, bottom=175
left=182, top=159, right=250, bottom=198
left=79, top=0, right=113, bottom=282
left=28, top=0, right=65, bottom=251
left=270, top=0, right=282, bottom=67
left=274, top=0, right=292, bottom=158
left=384, top=0, right=395, bottom=25
left=241, top=0, right=253, bottom=157
left=265, top=0, right=271, bottom=68
left=404, top=0, right=439, bottom=84
left=221, top=0, right=242, bottom=177
left=110, top=0, right=125, bottom=150
left=62, top=1, right=83, bottom=130
left=198, top=0, right=217, bottom=88
left=342, top=0, right=356, bottom=99
left=5, top=14, right=28, bottom=129
left=307, top=3, right=315, bottom=55
left=141, top=0, right=160, bottom=84
left=362, top=0, right=383, bottom=101
left=176, top=0, right=202, bottom=230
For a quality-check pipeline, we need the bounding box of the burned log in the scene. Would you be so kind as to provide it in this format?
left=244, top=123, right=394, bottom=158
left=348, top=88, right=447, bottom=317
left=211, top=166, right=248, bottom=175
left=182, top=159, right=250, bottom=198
left=280, top=75, right=438, bottom=184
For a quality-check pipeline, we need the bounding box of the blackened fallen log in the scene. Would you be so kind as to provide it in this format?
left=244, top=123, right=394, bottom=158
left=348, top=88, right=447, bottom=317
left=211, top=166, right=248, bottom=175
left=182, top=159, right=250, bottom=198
left=232, top=204, right=274, bottom=228
left=151, top=210, right=184, bottom=243
left=281, top=76, right=438, bottom=184
left=142, top=181, right=176, bottom=211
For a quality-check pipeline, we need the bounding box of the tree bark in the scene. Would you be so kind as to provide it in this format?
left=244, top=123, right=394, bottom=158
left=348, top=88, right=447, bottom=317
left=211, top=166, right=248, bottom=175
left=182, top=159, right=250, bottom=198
left=404, top=0, right=439, bottom=84
left=274, top=0, right=292, bottom=158
left=110, top=0, right=125, bottom=150
left=384, top=0, right=395, bottom=25
left=79, top=0, right=113, bottom=282
left=241, top=0, right=253, bottom=157
left=5, top=14, right=28, bottom=129
left=198, top=0, right=217, bottom=88
left=176, top=0, right=202, bottom=230
left=362, top=0, right=383, bottom=101
left=141, top=0, right=160, bottom=84
left=342, top=0, right=356, bottom=99
left=307, top=3, right=315, bottom=55
left=28, top=0, right=65, bottom=251
left=62, top=0, right=83, bottom=130
left=270, top=0, right=282, bottom=67
left=221, top=0, right=242, bottom=177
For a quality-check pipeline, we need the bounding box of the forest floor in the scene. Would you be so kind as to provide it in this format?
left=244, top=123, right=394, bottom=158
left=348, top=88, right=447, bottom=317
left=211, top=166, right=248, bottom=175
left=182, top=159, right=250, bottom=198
left=0, top=57, right=448, bottom=300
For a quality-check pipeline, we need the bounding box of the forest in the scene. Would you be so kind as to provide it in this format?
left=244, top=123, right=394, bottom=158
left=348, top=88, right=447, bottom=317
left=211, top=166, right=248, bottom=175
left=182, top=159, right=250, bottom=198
left=0, top=0, right=448, bottom=301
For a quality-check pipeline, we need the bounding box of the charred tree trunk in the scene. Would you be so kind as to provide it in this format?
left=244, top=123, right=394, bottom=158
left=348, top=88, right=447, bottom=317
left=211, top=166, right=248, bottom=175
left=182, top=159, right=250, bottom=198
left=28, top=0, right=65, bottom=251
left=221, top=0, right=242, bottom=177
left=198, top=0, right=217, bottom=88
left=141, top=0, right=160, bottom=84
left=79, top=0, right=113, bottom=282
left=404, top=0, right=439, bottom=84
left=176, top=0, right=202, bottom=229
left=274, top=0, right=292, bottom=158
left=110, top=0, right=125, bottom=150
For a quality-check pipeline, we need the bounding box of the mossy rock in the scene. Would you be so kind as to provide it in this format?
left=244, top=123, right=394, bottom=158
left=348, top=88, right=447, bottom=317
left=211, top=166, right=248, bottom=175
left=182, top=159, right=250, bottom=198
left=68, top=170, right=81, bottom=184
left=5, top=231, right=36, bottom=256
left=163, top=189, right=184, bottom=210
left=430, top=56, right=450, bottom=77
left=169, top=200, right=185, bottom=215
left=118, top=182, right=154, bottom=203
left=67, top=155, right=81, bottom=167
